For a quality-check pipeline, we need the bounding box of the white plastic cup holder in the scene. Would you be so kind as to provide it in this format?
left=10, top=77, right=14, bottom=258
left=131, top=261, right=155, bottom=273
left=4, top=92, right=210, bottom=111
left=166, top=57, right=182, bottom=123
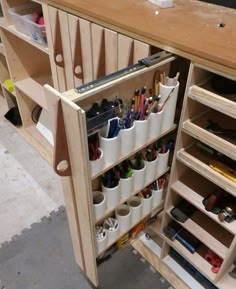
left=144, top=158, right=159, bottom=184
left=127, top=196, right=142, bottom=224
left=159, top=80, right=179, bottom=132
left=120, top=123, right=136, bottom=155
left=135, top=117, right=150, bottom=146
left=132, top=164, right=147, bottom=192
left=93, top=191, right=106, bottom=222
left=152, top=188, right=163, bottom=208
left=141, top=194, right=154, bottom=217
left=90, top=148, right=104, bottom=177
left=99, top=134, right=121, bottom=164
left=102, top=183, right=120, bottom=210
left=115, top=204, right=131, bottom=233
left=120, top=174, right=134, bottom=200
left=149, top=111, right=163, bottom=139
left=103, top=218, right=120, bottom=244
left=96, top=227, right=108, bottom=254
left=157, top=150, right=169, bottom=176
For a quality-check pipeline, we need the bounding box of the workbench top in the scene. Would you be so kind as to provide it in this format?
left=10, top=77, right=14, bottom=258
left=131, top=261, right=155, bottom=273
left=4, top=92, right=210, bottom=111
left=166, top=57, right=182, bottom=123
left=43, top=0, right=236, bottom=72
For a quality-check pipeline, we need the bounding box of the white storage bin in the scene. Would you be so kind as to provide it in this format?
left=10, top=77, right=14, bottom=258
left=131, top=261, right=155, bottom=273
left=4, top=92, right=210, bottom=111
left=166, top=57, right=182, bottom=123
left=103, top=218, right=120, bottom=244
left=8, top=3, right=47, bottom=46
left=152, top=188, right=163, bottom=208
left=102, top=183, right=120, bottom=210
left=115, top=205, right=131, bottom=233
left=120, top=123, right=135, bottom=155
left=148, top=111, right=163, bottom=139
left=120, top=174, right=134, bottom=200
left=157, top=150, right=169, bottom=176
left=127, top=196, right=142, bottom=225
left=141, top=194, right=153, bottom=217
left=93, top=191, right=106, bottom=222
left=100, top=134, right=121, bottom=164
left=145, top=158, right=158, bottom=184
left=135, top=117, right=150, bottom=146
left=159, top=80, right=179, bottom=132
left=90, top=148, right=104, bottom=177
left=132, top=164, right=147, bottom=192
left=96, top=226, right=108, bottom=254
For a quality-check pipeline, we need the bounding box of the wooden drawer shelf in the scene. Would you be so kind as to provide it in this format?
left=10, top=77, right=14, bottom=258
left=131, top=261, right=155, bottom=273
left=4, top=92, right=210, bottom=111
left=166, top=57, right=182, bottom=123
left=171, top=179, right=236, bottom=235
left=182, top=110, right=236, bottom=161
left=162, top=234, right=216, bottom=282
left=97, top=201, right=164, bottom=257
left=92, top=125, right=176, bottom=180
left=189, top=85, right=236, bottom=119
left=167, top=207, right=232, bottom=259
left=95, top=167, right=169, bottom=224
left=177, top=146, right=236, bottom=196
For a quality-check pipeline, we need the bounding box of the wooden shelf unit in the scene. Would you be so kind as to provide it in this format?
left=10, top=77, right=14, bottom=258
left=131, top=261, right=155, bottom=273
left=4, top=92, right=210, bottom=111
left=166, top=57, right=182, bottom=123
left=0, top=1, right=235, bottom=289
left=159, top=62, right=236, bottom=288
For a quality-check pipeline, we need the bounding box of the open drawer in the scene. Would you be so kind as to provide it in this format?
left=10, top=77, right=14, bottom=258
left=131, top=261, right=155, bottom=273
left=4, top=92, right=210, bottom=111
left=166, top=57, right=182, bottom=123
left=44, top=51, right=178, bottom=286
left=187, top=63, right=236, bottom=119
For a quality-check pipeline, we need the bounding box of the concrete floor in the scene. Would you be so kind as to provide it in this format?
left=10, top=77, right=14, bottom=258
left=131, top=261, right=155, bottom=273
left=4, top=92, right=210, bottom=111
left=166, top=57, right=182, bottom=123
left=0, top=97, right=64, bottom=245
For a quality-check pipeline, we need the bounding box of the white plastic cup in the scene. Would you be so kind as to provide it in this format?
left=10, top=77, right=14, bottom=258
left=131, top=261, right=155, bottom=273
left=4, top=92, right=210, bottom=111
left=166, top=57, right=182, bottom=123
left=102, top=183, right=120, bottom=210
left=144, top=158, right=159, bottom=184
left=157, top=150, right=170, bottom=176
left=135, top=117, right=150, bottom=146
left=152, top=188, right=163, bottom=208
left=120, top=174, right=134, bottom=200
left=93, top=191, right=106, bottom=222
left=141, top=194, right=153, bottom=217
left=148, top=111, right=163, bottom=139
left=99, top=134, right=121, bottom=164
left=90, top=149, right=104, bottom=177
left=127, top=196, right=142, bottom=224
left=133, top=164, right=147, bottom=192
left=104, top=218, right=120, bottom=244
left=159, top=80, right=179, bottom=132
left=120, top=123, right=135, bottom=155
left=115, top=204, right=131, bottom=233
left=96, top=228, right=108, bottom=254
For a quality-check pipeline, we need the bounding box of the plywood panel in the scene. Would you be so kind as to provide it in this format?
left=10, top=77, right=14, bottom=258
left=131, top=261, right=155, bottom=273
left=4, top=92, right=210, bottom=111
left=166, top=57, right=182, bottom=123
left=91, top=23, right=105, bottom=80
left=68, top=15, right=93, bottom=87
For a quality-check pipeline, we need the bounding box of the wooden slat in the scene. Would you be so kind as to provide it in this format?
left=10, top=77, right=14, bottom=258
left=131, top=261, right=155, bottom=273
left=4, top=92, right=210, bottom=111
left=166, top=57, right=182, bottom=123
left=91, top=23, right=105, bottom=80
left=68, top=15, right=93, bottom=86
left=42, top=3, right=60, bottom=90
left=167, top=207, right=230, bottom=259
left=133, top=40, right=150, bottom=63
left=182, top=121, right=236, bottom=161
left=105, top=28, right=118, bottom=74
left=60, top=95, right=98, bottom=286
left=48, top=7, right=74, bottom=91
left=177, top=149, right=236, bottom=197
left=117, top=34, right=133, bottom=70
left=171, top=180, right=236, bottom=235
left=15, top=78, right=48, bottom=110
left=189, top=85, right=236, bottom=119
left=163, top=235, right=216, bottom=282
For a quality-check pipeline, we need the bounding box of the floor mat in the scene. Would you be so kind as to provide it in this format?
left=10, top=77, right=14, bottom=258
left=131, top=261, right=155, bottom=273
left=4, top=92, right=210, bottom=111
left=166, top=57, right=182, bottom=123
left=0, top=207, right=171, bottom=289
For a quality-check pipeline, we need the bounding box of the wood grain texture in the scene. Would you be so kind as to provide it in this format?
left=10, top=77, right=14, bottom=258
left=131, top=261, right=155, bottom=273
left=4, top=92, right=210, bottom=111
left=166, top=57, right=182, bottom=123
left=43, top=0, right=236, bottom=72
